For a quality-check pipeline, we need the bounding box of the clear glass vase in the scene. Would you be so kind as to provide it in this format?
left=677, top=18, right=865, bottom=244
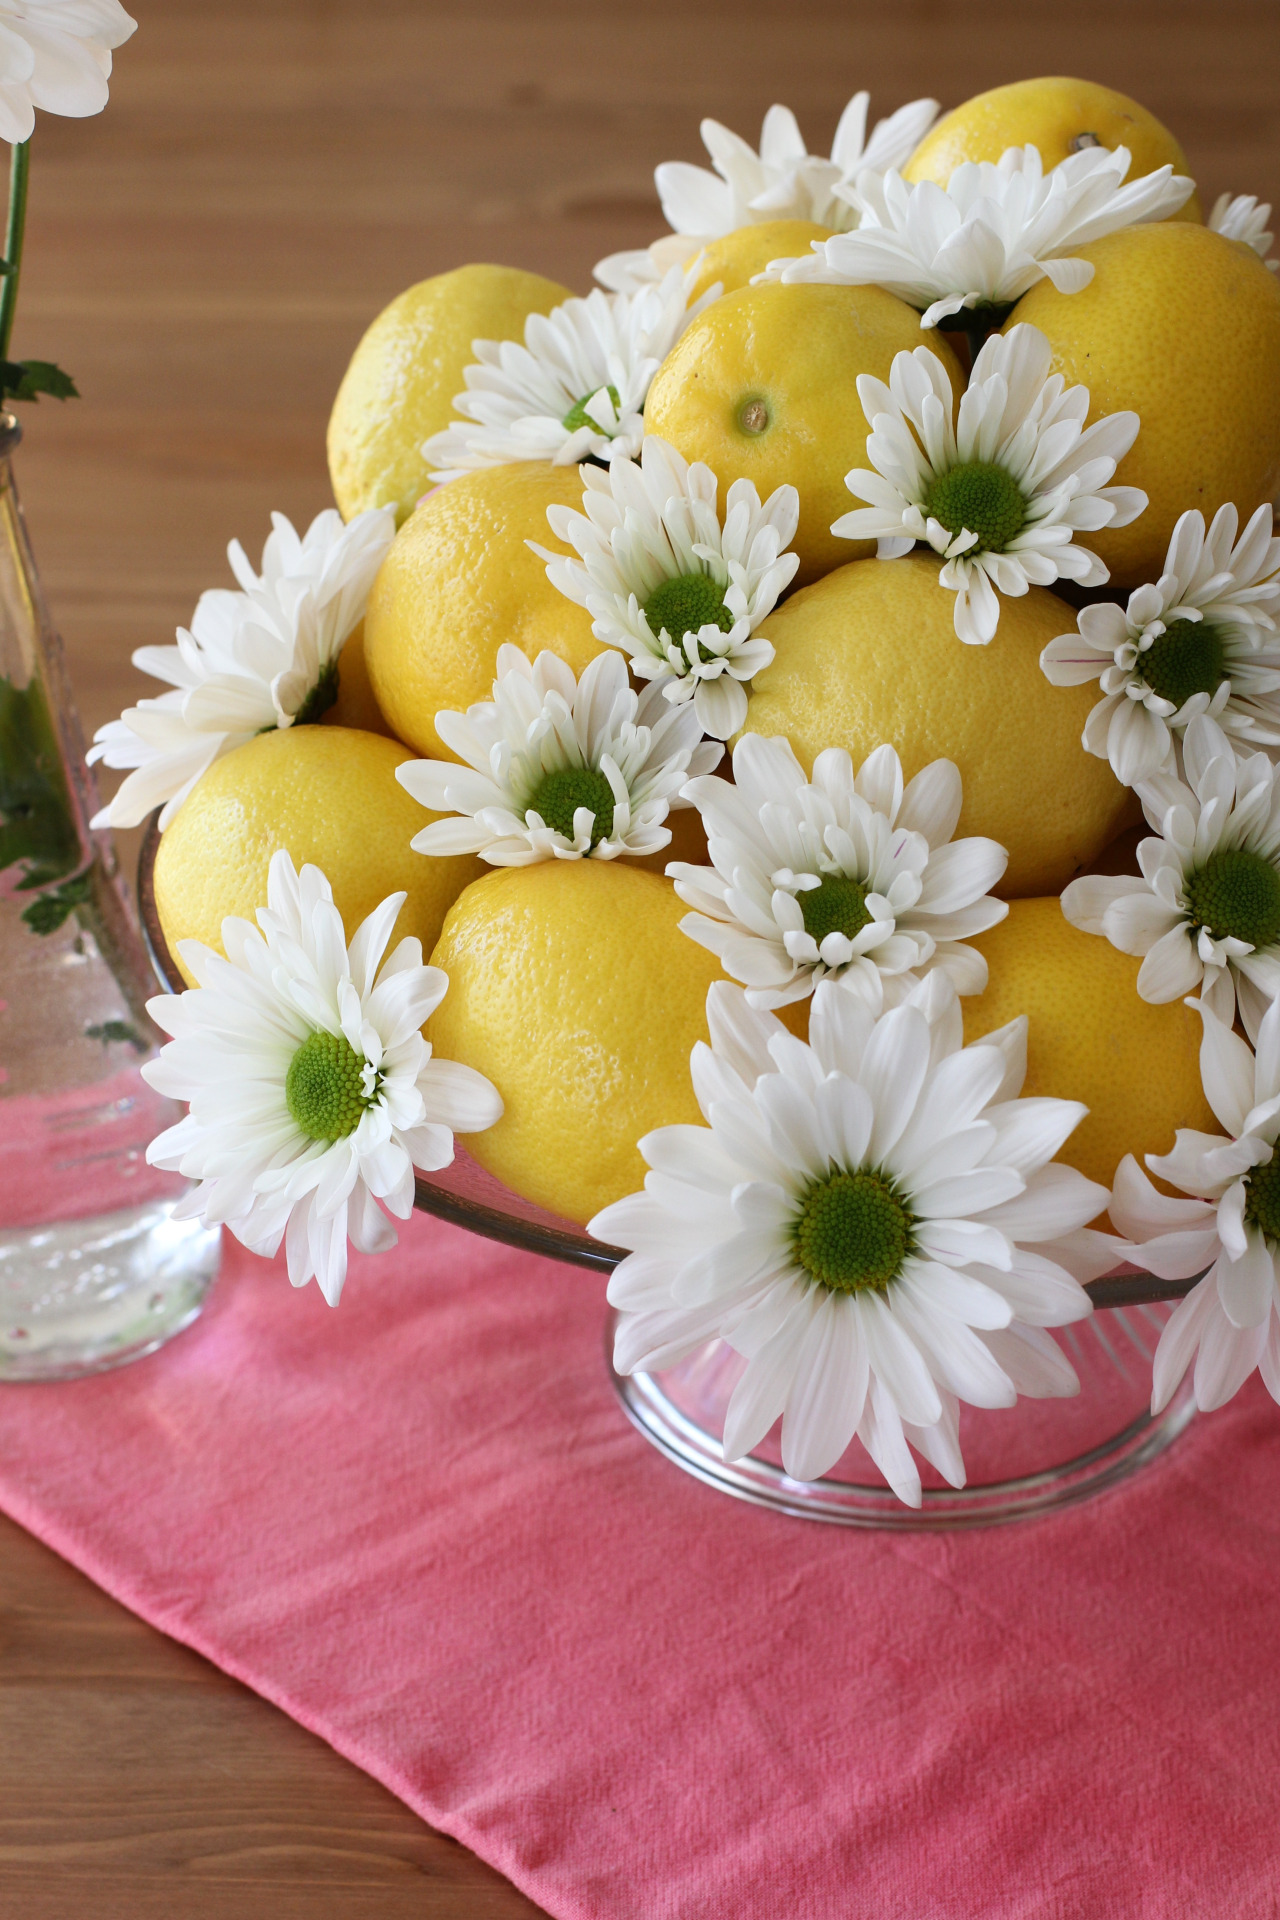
left=0, top=413, right=219, bottom=1379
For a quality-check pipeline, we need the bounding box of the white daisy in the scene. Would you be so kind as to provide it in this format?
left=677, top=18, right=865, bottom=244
left=421, top=267, right=714, bottom=479
left=1109, top=996, right=1280, bottom=1416
left=832, top=324, right=1146, bottom=644
left=0, top=0, right=135, bottom=143
left=1061, top=713, right=1280, bottom=1043
left=593, top=90, right=939, bottom=292
left=1208, top=192, right=1277, bottom=269
left=395, top=645, right=721, bottom=866
left=142, top=850, right=503, bottom=1307
left=775, top=143, right=1193, bottom=328
left=87, top=506, right=395, bottom=829
left=1040, top=504, right=1280, bottom=786
left=670, top=734, right=1008, bottom=1010
left=593, top=971, right=1120, bottom=1505
left=532, top=435, right=798, bottom=739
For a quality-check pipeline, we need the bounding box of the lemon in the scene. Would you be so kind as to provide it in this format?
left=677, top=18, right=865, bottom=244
left=427, top=861, right=725, bottom=1224
left=744, top=554, right=1132, bottom=897
left=155, top=726, right=481, bottom=987
left=903, top=77, right=1202, bottom=221
left=362, top=463, right=607, bottom=760
left=321, top=623, right=395, bottom=738
left=327, top=264, right=573, bottom=525
left=686, top=220, right=834, bottom=303
left=962, top=897, right=1214, bottom=1191
left=1008, top=223, right=1280, bottom=588
left=643, top=281, right=963, bottom=586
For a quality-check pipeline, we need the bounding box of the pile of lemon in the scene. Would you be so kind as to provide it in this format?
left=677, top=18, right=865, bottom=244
left=154, top=76, right=1280, bottom=1230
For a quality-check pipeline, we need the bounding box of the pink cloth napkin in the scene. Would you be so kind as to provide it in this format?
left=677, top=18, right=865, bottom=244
left=0, top=1211, right=1276, bottom=1919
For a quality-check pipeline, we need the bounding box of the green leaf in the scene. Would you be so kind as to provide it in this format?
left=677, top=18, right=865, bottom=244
left=84, top=1018, right=147, bottom=1053
left=20, top=869, right=91, bottom=935
left=0, top=358, right=79, bottom=402
left=0, top=676, right=82, bottom=883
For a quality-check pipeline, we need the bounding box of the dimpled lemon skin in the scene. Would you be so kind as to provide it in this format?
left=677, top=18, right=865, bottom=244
left=903, top=77, right=1202, bottom=221
left=1009, top=223, right=1280, bottom=588
left=155, top=726, right=482, bottom=988
left=644, top=281, right=964, bottom=587
left=687, top=220, right=834, bottom=303
left=363, top=463, right=608, bottom=760
left=327, top=264, right=572, bottom=525
left=744, top=554, right=1132, bottom=897
left=427, top=862, right=726, bottom=1225
left=962, top=897, right=1215, bottom=1192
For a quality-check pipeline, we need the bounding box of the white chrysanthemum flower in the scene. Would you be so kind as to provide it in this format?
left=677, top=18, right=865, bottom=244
left=0, top=0, right=135, bottom=143
left=593, top=972, right=1120, bottom=1505
left=1041, top=504, right=1280, bottom=785
left=142, top=851, right=503, bottom=1307
left=1109, top=996, right=1280, bottom=1416
left=593, top=91, right=939, bottom=291
left=1061, top=713, right=1280, bottom=1043
left=421, top=267, right=714, bottom=479
left=775, top=144, right=1192, bottom=326
left=532, top=435, right=798, bottom=739
left=395, top=645, right=721, bottom=866
left=87, top=507, right=395, bottom=829
left=1209, top=192, right=1277, bottom=268
left=670, top=734, right=1008, bottom=1010
left=832, top=324, right=1145, bottom=643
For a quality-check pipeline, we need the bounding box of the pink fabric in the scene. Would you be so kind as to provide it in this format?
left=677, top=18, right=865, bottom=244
left=0, top=1211, right=1276, bottom=1919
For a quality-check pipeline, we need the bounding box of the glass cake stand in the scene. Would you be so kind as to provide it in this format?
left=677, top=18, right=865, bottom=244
left=138, top=822, right=1199, bottom=1528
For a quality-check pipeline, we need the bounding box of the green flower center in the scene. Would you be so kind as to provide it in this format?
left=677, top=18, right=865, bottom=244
left=921, top=460, right=1028, bottom=553
left=285, top=1030, right=371, bottom=1142
left=526, top=764, right=617, bottom=846
left=1137, top=619, right=1228, bottom=710
left=643, top=572, right=734, bottom=643
left=799, top=874, right=873, bottom=946
left=794, top=1169, right=915, bottom=1294
left=1244, top=1154, right=1280, bottom=1244
left=561, top=384, right=621, bottom=434
left=1183, top=847, right=1280, bottom=950
left=292, top=658, right=340, bottom=728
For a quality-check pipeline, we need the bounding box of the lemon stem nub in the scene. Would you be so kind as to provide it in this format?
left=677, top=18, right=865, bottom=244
left=738, top=397, right=770, bottom=434
left=794, top=1169, right=915, bottom=1293
left=526, top=764, right=617, bottom=846
left=286, top=1030, right=371, bottom=1141
left=1183, top=847, right=1280, bottom=950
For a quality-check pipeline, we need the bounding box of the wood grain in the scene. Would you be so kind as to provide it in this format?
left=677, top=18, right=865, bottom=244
left=2, top=2, right=1277, bottom=1912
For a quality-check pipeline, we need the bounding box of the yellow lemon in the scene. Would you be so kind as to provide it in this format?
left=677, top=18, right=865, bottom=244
left=962, top=897, right=1214, bottom=1191
left=903, top=76, right=1202, bottom=220
left=155, top=726, right=481, bottom=987
left=686, top=220, right=834, bottom=303
left=363, top=463, right=607, bottom=760
left=327, top=264, right=573, bottom=525
left=427, top=861, right=725, bottom=1224
left=1008, top=223, right=1280, bottom=587
left=643, top=281, right=963, bottom=586
left=743, top=554, right=1132, bottom=897
left=321, top=623, right=396, bottom=738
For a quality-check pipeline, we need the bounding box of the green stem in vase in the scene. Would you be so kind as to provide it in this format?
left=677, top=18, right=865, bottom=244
left=0, top=138, right=30, bottom=365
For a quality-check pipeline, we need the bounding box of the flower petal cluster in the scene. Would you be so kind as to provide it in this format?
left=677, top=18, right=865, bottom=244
left=593, top=90, right=939, bottom=292
left=87, top=507, right=395, bottom=829
left=422, top=267, right=715, bottom=478
left=833, top=324, right=1145, bottom=642
left=532, top=435, right=798, bottom=739
left=0, top=0, right=135, bottom=144
left=594, top=972, right=1118, bottom=1505
left=1041, top=504, right=1280, bottom=784
left=1061, top=714, right=1280, bottom=1042
left=396, top=645, right=721, bottom=865
left=1110, top=997, right=1280, bottom=1415
left=670, top=734, right=1008, bottom=1009
left=775, top=143, right=1193, bottom=326
left=1208, top=192, right=1277, bottom=268
left=143, top=851, right=503, bottom=1306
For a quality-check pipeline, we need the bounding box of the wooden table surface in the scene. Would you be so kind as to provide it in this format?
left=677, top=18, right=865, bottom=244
left=2, top=2, right=1277, bottom=1913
